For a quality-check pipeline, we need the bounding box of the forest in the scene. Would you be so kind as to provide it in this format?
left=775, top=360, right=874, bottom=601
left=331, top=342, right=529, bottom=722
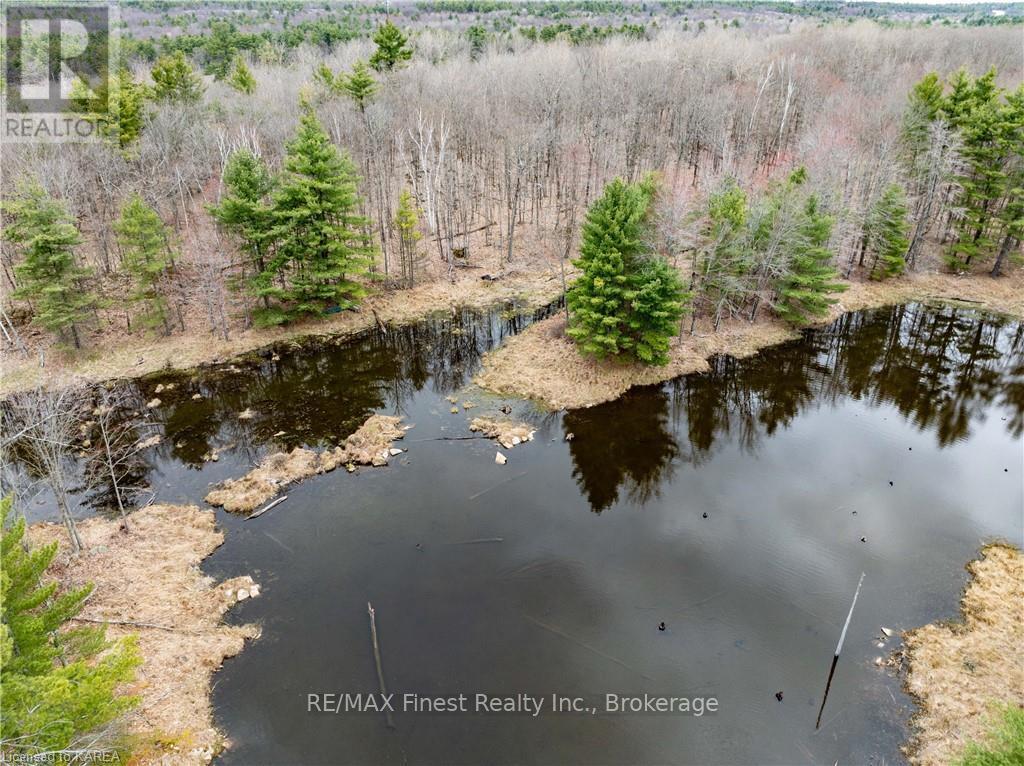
left=1, top=3, right=1023, bottom=766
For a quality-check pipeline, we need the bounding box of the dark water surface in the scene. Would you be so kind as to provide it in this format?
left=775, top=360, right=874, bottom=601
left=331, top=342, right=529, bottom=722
left=17, top=302, right=1024, bottom=765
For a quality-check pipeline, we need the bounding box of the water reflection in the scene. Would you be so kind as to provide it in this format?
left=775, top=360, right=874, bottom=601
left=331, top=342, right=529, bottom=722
left=566, top=304, right=1024, bottom=513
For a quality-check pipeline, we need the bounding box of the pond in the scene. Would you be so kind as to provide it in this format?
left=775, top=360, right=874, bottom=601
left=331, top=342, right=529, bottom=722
left=15, top=301, right=1024, bottom=765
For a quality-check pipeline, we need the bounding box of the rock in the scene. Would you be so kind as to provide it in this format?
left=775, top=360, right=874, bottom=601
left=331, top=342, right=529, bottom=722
left=250, top=584, right=261, bottom=597
left=273, top=430, right=287, bottom=437
left=463, top=401, right=475, bottom=409
left=564, top=432, right=575, bottom=441
left=389, top=448, right=404, bottom=456
left=495, top=451, right=507, bottom=465
left=155, top=383, right=165, bottom=393
left=223, top=589, right=233, bottom=599
left=511, top=436, right=521, bottom=446
left=451, top=407, right=459, bottom=414
left=147, top=397, right=161, bottom=408
left=874, top=656, right=884, bottom=666
left=192, top=393, right=203, bottom=400
left=236, top=588, right=250, bottom=601
left=880, top=627, right=893, bottom=637
left=238, top=408, right=255, bottom=420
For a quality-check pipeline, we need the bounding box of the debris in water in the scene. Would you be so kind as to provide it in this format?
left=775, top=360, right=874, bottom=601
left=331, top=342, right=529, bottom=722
left=500, top=404, right=512, bottom=414
left=815, top=572, right=866, bottom=729
left=462, top=401, right=475, bottom=409
left=495, top=451, right=507, bottom=465
left=775, top=691, right=784, bottom=701
left=564, top=432, right=575, bottom=441
left=470, top=417, right=535, bottom=449
left=874, top=657, right=884, bottom=666
left=450, top=406, right=459, bottom=413
left=880, top=627, right=893, bottom=637
left=860, top=537, right=867, bottom=542
left=658, top=622, right=666, bottom=631
left=889, top=481, right=894, bottom=486
left=702, top=512, right=708, bottom=519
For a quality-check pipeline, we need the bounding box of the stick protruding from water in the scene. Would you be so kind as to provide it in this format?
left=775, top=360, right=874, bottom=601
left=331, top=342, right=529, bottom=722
left=815, top=572, right=866, bottom=729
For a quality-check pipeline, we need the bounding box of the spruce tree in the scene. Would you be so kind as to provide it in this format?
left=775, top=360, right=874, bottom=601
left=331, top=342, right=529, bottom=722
left=1, top=496, right=139, bottom=756
left=369, top=20, right=413, bottom=72
left=775, top=195, right=847, bottom=324
left=567, top=177, right=687, bottom=364
left=5, top=184, right=98, bottom=349
left=150, top=51, right=205, bottom=103
left=209, top=150, right=275, bottom=304
left=114, top=195, right=174, bottom=334
left=227, top=55, right=257, bottom=95
left=864, top=184, right=910, bottom=280
left=266, top=102, right=374, bottom=323
left=343, top=60, right=377, bottom=112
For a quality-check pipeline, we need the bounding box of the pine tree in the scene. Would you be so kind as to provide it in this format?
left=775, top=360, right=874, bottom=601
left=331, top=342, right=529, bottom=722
left=991, top=85, right=1024, bottom=277
left=774, top=195, right=847, bottom=324
left=467, top=25, right=488, bottom=60
left=369, top=20, right=413, bottom=72
left=945, top=73, right=1005, bottom=271
left=567, top=177, right=687, bottom=364
left=209, top=150, right=275, bottom=303
left=342, top=60, right=377, bottom=112
left=394, top=188, right=422, bottom=288
left=5, top=184, right=98, bottom=349
left=150, top=51, right=205, bottom=103
left=865, top=183, right=911, bottom=280
left=1, top=496, right=140, bottom=756
left=114, top=195, right=174, bottom=334
left=696, top=179, right=751, bottom=331
left=70, top=68, right=146, bottom=150
left=265, top=102, right=374, bottom=323
left=227, top=55, right=257, bottom=95
left=204, top=21, right=239, bottom=80
left=313, top=62, right=340, bottom=95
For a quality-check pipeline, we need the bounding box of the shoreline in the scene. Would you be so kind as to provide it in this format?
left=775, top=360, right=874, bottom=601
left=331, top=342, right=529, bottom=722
left=29, top=505, right=260, bottom=765
left=900, top=543, right=1024, bottom=765
left=0, top=268, right=566, bottom=397
left=475, top=269, right=1024, bottom=411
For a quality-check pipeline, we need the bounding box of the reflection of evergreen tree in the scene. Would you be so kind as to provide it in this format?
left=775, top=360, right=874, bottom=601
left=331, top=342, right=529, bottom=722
left=564, top=389, right=679, bottom=513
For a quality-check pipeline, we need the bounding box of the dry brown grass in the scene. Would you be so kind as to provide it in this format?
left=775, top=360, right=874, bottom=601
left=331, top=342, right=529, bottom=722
left=204, top=414, right=407, bottom=513
left=476, top=270, right=1024, bottom=410
left=0, top=267, right=567, bottom=397
left=902, top=544, right=1024, bottom=766
left=29, top=504, right=259, bottom=765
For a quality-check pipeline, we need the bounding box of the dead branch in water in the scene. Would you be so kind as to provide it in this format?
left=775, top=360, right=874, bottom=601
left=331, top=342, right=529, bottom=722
left=468, top=471, right=528, bottom=501
left=367, top=602, right=396, bottom=730
left=523, top=613, right=653, bottom=681
left=445, top=537, right=505, bottom=545
left=246, top=495, right=288, bottom=520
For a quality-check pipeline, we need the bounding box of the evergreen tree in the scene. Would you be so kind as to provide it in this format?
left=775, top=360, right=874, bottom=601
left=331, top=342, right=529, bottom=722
left=114, top=195, right=174, bottom=334
left=991, top=85, right=1024, bottom=277
left=901, top=72, right=944, bottom=165
left=227, top=55, right=257, bottom=95
left=4, top=184, right=98, bottom=349
left=945, top=72, right=1006, bottom=271
left=369, top=20, right=413, bottom=72
left=264, top=102, right=374, bottom=323
left=467, top=25, right=488, bottom=60
left=394, top=188, right=422, bottom=288
left=204, top=21, right=239, bottom=80
left=150, top=51, right=205, bottom=103
left=313, top=62, right=340, bottom=95
left=696, top=179, right=750, bottom=331
left=567, top=177, right=687, bottom=364
left=70, top=68, right=146, bottom=150
left=1, top=496, right=139, bottom=756
left=774, top=195, right=847, bottom=324
left=865, top=183, right=911, bottom=280
left=342, top=60, right=377, bottom=112
left=209, top=150, right=275, bottom=304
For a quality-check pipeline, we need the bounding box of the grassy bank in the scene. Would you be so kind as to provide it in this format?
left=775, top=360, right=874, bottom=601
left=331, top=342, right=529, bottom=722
left=475, top=269, right=1024, bottom=411
left=0, top=267, right=566, bottom=397
left=29, top=505, right=260, bottom=765
left=901, top=543, right=1024, bottom=766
